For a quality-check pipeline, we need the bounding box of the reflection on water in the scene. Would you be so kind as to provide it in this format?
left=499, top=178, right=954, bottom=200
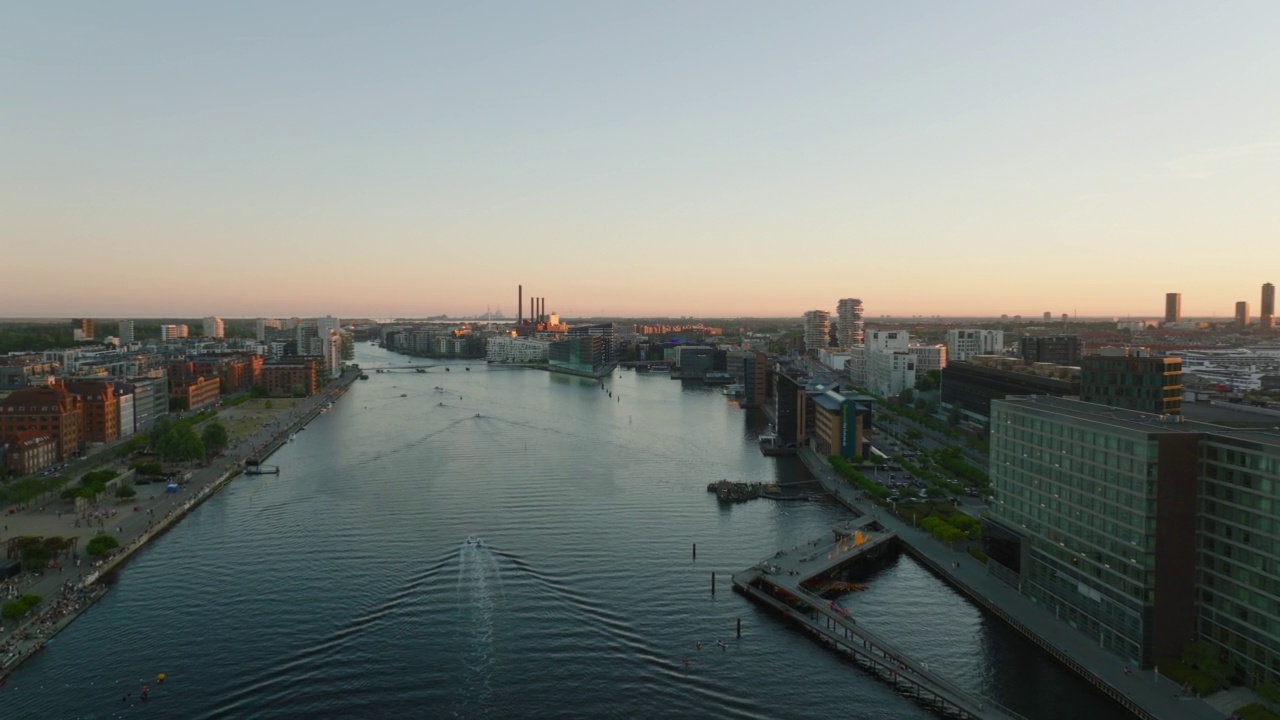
left=0, top=345, right=1127, bottom=720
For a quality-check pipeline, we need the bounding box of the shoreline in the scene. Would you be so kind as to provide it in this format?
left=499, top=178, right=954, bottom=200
left=0, top=369, right=360, bottom=682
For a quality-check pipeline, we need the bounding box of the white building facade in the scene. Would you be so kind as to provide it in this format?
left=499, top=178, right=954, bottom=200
left=946, top=329, right=1005, bottom=362
left=486, top=337, right=550, bottom=363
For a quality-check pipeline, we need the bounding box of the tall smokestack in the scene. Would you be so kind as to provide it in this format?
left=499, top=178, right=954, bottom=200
left=518, top=285, right=523, bottom=324
left=539, top=297, right=544, bottom=322
left=530, top=297, right=535, bottom=324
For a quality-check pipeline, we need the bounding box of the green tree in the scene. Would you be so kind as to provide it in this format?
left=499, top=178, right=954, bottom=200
left=86, top=534, right=120, bottom=557
left=948, top=401, right=964, bottom=426
left=898, top=388, right=915, bottom=405
left=201, top=422, right=229, bottom=455
left=115, top=484, right=137, bottom=500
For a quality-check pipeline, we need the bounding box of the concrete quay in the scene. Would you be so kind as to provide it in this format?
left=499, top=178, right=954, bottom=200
left=796, top=448, right=1225, bottom=720
left=0, top=369, right=360, bottom=682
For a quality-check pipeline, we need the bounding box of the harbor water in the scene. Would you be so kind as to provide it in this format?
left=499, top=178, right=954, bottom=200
left=0, top=345, right=1131, bottom=719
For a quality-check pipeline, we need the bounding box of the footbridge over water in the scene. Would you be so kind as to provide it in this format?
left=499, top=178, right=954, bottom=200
left=734, top=516, right=1027, bottom=720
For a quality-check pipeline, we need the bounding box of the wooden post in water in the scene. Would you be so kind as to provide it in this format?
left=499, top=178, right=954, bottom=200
left=711, top=571, right=716, bottom=594
left=736, top=617, right=741, bottom=637
left=692, top=543, right=697, bottom=560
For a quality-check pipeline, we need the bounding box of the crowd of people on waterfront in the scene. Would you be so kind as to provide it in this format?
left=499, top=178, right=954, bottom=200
left=73, top=507, right=119, bottom=529
left=0, top=579, right=99, bottom=669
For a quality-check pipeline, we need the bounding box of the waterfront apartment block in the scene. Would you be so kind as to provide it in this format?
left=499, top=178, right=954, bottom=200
left=986, top=396, right=1200, bottom=667
left=1196, top=430, right=1280, bottom=685
left=2, top=430, right=59, bottom=475
left=170, top=374, right=220, bottom=411
left=65, top=380, right=120, bottom=444
left=259, top=357, right=322, bottom=397
left=548, top=336, right=606, bottom=376
left=806, top=389, right=867, bottom=460
left=486, top=336, right=550, bottom=363
left=0, top=382, right=84, bottom=461
left=1081, top=355, right=1183, bottom=416
left=940, top=360, right=1079, bottom=419
left=727, top=351, right=767, bottom=407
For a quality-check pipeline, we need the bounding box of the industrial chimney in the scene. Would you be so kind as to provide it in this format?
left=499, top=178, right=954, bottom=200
left=518, top=285, right=523, bottom=325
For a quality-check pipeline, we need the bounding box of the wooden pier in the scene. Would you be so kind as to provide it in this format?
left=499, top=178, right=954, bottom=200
left=733, top=518, right=1027, bottom=720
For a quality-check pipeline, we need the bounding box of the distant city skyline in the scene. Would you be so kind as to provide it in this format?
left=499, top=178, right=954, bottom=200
left=4, top=3, right=1279, bottom=318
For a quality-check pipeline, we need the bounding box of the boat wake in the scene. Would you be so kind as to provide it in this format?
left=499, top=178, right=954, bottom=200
left=457, top=537, right=504, bottom=712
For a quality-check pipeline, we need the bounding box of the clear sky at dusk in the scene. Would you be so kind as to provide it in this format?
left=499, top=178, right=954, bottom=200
left=3, top=2, right=1278, bottom=319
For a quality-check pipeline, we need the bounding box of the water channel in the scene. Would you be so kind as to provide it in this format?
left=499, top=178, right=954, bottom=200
left=0, top=344, right=1130, bottom=719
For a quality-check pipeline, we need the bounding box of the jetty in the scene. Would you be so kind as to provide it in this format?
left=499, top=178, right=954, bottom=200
left=706, top=480, right=783, bottom=503
left=734, top=516, right=1026, bottom=720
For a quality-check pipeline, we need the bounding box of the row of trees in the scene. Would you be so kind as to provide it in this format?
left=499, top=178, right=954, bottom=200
left=61, top=469, right=119, bottom=501
left=829, top=455, right=891, bottom=502
left=148, top=416, right=229, bottom=462
left=1, top=593, right=42, bottom=622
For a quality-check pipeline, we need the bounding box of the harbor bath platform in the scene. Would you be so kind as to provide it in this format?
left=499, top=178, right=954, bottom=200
left=733, top=516, right=1026, bottom=720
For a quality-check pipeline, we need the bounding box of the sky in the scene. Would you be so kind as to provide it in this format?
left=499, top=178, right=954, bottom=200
left=2, top=1, right=1279, bottom=319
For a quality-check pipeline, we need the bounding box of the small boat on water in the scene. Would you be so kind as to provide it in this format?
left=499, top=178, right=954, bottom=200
left=466, top=536, right=484, bottom=547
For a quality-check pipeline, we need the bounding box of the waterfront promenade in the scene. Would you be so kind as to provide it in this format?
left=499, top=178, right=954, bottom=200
left=0, top=369, right=358, bottom=679
left=796, top=448, right=1225, bottom=720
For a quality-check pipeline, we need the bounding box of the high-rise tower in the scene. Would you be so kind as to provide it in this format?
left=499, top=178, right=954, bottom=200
left=1235, top=301, right=1251, bottom=329
left=1165, top=293, right=1182, bottom=324
left=802, top=310, right=831, bottom=355
left=835, top=298, right=865, bottom=347
left=1262, top=283, right=1276, bottom=329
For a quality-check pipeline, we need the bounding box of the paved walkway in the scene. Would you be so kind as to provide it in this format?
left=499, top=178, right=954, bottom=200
left=797, top=448, right=1226, bottom=720
left=1, top=371, right=356, bottom=675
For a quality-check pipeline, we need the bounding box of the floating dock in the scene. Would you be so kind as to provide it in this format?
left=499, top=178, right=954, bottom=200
left=733, top=517, right=1026, bottom=720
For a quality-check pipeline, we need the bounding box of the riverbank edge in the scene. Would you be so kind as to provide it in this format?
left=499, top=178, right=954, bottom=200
left=0, top=371, right=359, bottom=681
left=796, top=449, right=1170, bottom=720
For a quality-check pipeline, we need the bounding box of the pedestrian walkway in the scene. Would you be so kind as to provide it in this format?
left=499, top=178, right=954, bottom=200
left=798, top=448, right=1226, bottom=720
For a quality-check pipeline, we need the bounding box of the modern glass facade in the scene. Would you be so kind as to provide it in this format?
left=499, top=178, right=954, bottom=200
left=989, top=396, right=1199, bottom=666
left=1197, top=431, right=1280, bottom=685
left=548, top=336, right=605, bottom=375
left=1080, top=355, right=1183, bottom=416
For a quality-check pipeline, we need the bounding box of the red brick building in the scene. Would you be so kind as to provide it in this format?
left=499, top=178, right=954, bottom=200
left=3, top=430, right=58, bottom=475
left=0, top=382, right=84, bottom=461
left=65, top=380, right=120, bottom=444
left=260, top=357, right=322, bottom=397
left=172, top=375, right=221, bottom=410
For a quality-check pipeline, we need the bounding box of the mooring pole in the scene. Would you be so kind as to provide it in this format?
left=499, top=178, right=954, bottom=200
left=692, top=543, right=697, bottom=560
left=712, top=571, right=716, bottom=594
left=736, top=617, right=742, bottom=637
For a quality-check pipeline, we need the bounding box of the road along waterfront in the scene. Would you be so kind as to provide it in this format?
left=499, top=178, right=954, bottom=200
left=1, top=346, right=1132, bottom=719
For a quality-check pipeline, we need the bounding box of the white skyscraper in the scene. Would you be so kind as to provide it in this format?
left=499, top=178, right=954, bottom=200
left=835, top=298, right=865, bottom=348
left=118, top=319, right=135, bottom=345
left=202, top=316, right=225, bottom=339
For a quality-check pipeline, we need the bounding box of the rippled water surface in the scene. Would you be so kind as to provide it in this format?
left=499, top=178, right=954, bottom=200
left=1, top=346, right=1130, bottom=720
